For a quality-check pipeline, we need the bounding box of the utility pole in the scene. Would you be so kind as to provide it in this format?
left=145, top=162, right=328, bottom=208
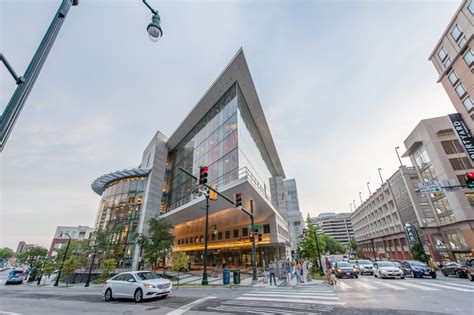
left=250, top=200, right=257, bottom=281
left=202, top=194, right=210, bottom=285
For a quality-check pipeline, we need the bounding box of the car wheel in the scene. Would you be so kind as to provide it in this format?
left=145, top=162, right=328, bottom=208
left=104, top=289, right=113, bottom=302
left=431, top=273, right=437, bottom=279
left=468, top=273, right=474, bottom=281
left=456, top=271, right=462, bottom=278
left=379, top=272, right=384, bottom=279
left=374, top=273, right=377, bottom=278
left=355, top=275, right=358, bottom=279
left=134, top=289, right=143, bottom=303
left=442, top=271, right=448, bottom=277
left=411, top=271, right=417, bottom=278
left=401, top=277, right=405, bottom=280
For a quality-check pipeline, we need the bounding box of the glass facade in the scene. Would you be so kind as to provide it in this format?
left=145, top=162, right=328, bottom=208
left=96, top=177, right=147, bottom=267
left=165, top=84, right=276, bottom=211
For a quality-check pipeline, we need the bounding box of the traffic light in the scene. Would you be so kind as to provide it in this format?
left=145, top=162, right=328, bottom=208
left=465, top=172, right=474, bottom=189
left=198, top=166, right=208, bottom=186
left=249, top=232, right=254, bottom=240
left=209, top=184, right=217, bottom=201
left=235, top=192, right=242, bottom=207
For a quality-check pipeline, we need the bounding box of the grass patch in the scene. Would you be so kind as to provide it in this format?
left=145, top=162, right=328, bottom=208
left=309, top=270, right=327, bottom=280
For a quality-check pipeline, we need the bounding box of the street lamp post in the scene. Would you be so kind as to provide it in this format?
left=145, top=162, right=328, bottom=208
left=85, top=250, right=97, bottom=287
left=0, top=0, right=79, bottom=152
left=202, top=194, right=210, bottom=285
left=367, top=182, right=372, bottom=195
left=54, top=232, right=71, bottom=287
left=359, top=192, right=363, bottom=204
left=395, top=146, right=403, bottom=167
left=353, top=199, right=356, bottom=209
left=350, top=203, right=353, bottom=212
left=378, top=168, right=384, bottom=185
left=142, top=0, right=163, bottom=42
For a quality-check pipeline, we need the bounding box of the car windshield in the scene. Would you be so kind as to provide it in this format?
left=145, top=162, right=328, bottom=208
left=337, top=262, right=351, bottom=267
left=349, top=260, right=356, bottom=264
left=408, top=261, right=426, bottom=267
left=358, top=260, right=371, bottom=265
left=135, top=272, right=161, bottom=280
left=377, top=261, right=395, bottom=267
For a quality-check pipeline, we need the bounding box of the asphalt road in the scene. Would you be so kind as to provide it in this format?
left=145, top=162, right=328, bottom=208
left=0, top=270, right=473, bottom=314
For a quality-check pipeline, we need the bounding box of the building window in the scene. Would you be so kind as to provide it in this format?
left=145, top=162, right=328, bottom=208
left=445, top=230, right=468, bottom=250
left=443, top=57, right=452, bottom=68
left=455, top=84, right=467, bottom=98
left=457, top=174, right=467, bottom=186
left=448, top=71, right=458, bottom=85
left=242, top=227, right=248, bottom=237
left=449, top=157, right=472, bottom=170
left=465, top=193, right=474, bottom=206
left=469, top=0, right=474, bottom=15
left=464, top=49, right=473, bottom=66
left=415, top=148, right=431, bottom=169
left=263, top=224, right=271, bottom=234
left=450, top=25, right=462, bottom=42
left=458, top=36, right=467, bottom=49
left=441, top=139, right=464, bottom=154
left=218, top=232, right=222, bottom=240
left=233, top=229, right=239, bottom=238
left=225, top=231, right=230, bottom=239
left=437, top=47, right=447, bottom=62
left=464, top=97, right=474, bottom=112
left=211, top=233, right=216, bottom=241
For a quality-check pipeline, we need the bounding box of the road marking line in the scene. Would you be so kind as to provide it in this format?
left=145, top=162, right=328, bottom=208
left=354, top=281, right=377, bottom=290
left=166, top=296, right=216, bottom=315
left=374, top=281, right=407, bottom=290
left=442, top=282, right=474, bottom=289
left=0, top=312, right=22, bottom=315
left=395, top=282, right=438, bottom=291
left=420, top=282, right=474, bottom=292
left=243, top=293, right=339, bottom=300
left=250, top=291, right=337, bottom=296
left=338, top=281, right=352, bottom=290
left=208, top=305, right=311, bottom=314
left=236, top=296, right=345, bottom=306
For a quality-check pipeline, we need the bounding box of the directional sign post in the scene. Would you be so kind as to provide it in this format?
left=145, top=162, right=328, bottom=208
left=418, top=180, right=442, bottom=194
left=404, top=225, right=416, bottom=245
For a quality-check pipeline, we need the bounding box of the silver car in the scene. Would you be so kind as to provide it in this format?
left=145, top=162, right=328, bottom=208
left=103, top=271, right=172, bottom=302
left=373, top=261, right=405, bottom=279
left=356, top=260, right=374, bottom=275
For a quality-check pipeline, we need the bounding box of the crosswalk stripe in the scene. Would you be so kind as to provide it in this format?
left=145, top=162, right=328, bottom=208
left=338, top=281, right=352, bottom=290
left=394, top=281, right=438, bottom=291
left=442, top=282, right=474, bottom=289
left=419, top=282, right=474, bottom=292
left=236, top=296, right=345, bottom=306
left=373, top=281, right=407, bottom=290
left=249, top=291, right=337, bottom=297
left=243, top=293, right=339, bottom=300
left=354, top=281, right=378, bottom=290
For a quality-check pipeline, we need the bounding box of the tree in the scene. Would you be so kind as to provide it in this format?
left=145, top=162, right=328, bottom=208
left=172, top=252, right=189, bottom=272
left=322, top=235, right=345, bottom=254
left=0, top=247, right=14, bottom=267
left=410, top=242, right=430, bottom=263
left=55, top=240, right=89, bottom=262
left=42, top=260, right=56, bottom=285
left=141, top=218, right=174, bottom=270
left=17, top=246, right=48, bottom=263
left=60, top=256, right=82, bottom=287
left=99, top=258, right=116, bottom=282
left=298, top=215, right=326, bottom=271
left=348, top=237, right=358, bottom=254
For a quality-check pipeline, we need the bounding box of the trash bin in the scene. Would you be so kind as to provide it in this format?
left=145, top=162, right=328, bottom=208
left=233, top=269, right=240, bottom=284
left=223, top=268, right=230, bottom=285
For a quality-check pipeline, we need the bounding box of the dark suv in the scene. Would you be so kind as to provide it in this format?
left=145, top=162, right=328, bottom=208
left=466, top=259, right=474, bottom=281
left=441, top=262, right=468, bottom=278
left=400, top=260, right=436, bottom=279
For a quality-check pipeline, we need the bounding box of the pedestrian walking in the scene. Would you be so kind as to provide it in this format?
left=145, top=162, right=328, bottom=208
left=295, top=262, right=302, bottom=286
left=268, top=260, right=277, bottom=286
left=325, top=256, right=336, bottom=285
left=285, top=261, right=291, bottom=284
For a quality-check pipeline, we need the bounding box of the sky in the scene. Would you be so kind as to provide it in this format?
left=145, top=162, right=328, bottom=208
left=0, top=0, right=461, bottom=249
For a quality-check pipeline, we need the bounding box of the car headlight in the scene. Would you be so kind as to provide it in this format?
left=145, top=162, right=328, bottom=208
left=336, top=268, right=342, bottom=272
left=144, top=283, right=156, bottom=288
left=398, top=269, right=403, bottom=273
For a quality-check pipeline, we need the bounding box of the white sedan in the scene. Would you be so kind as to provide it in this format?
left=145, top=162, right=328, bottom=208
left=373, top=261, right=405, bottom=279
left=103, top=271, right=172, bottom=302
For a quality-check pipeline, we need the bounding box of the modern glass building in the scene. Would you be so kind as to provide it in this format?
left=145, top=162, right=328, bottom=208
left=91, top=49, right=298, bottom=269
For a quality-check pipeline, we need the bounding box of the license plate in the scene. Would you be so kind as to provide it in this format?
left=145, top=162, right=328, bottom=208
left=346, top=272, right=351, bottom=275
left=424, top=272, right=429, bottom=275
left=392, top=273, right=398, bottom=276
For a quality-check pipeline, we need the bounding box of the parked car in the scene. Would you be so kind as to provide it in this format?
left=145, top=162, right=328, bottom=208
left=441, top=262, right=468, bottom=278
left=466, top=259, right=474, bottom=281
left=391, top=261, right=402, bottom=268
left=348, top=260, right=357, bottom=268
left=400, top=260, right=436, bottom=279
left=103, top=271, right=172, bottom=302
left=5, top=269, right=24, bottom=285
left=373, top=261, right=405, bottom=279
left=355, top=260, right=374, bottom=275
left=333, top=261, right=359, bottom=278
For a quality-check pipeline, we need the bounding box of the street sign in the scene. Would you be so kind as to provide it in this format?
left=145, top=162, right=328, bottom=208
left=404, top=225, right=416, bottom=244
left=418, top=180, right=442, bottom=194
left=248, top=225, right=263, bottom=230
